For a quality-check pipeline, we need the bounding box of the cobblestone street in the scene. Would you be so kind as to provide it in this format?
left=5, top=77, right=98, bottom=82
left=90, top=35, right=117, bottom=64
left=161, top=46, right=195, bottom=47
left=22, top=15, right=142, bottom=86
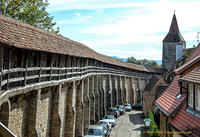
left=110, top=110, right=146, bottom=137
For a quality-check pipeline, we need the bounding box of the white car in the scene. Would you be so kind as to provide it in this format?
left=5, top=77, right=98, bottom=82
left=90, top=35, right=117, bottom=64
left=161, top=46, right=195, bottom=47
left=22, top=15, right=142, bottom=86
left=124, top=104, right=132, bottom=111
left=84, top=125, right=105, bottom=137
left=103, top=115, right=116, bottom=127
left=99, top=119, right=112, bottom=131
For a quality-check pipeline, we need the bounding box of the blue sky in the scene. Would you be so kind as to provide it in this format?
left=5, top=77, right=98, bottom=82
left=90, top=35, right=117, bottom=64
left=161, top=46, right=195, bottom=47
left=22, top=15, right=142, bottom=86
left=47, top=0, right=200, bottom=60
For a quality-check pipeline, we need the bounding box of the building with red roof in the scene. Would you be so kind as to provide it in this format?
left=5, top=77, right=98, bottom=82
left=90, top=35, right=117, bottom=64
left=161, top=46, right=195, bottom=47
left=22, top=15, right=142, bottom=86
left=155, top=43, right=200, bottom=137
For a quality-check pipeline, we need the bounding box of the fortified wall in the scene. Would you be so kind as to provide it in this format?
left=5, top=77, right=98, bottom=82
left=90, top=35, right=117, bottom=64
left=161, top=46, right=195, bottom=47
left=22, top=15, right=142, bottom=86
left=0, top=15, right=157, bottom=137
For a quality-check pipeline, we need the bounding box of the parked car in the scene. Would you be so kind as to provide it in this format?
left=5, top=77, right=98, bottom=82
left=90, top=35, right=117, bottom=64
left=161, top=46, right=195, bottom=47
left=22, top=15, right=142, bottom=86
left=115, top=105, right=120, bottom=109
left=124, top=104, right=132, bottom=111
left=106, top=108, right=119, bottom=118
left=100, top=123, right=110, bottom=137
left=99, top=120, right=112, bottom=131
left=132, top=102, right=142, bottom=110
left=103, top=115, right=116, bottom=127
left=117, top=105, right=125, bottom=115
left=84, top=125, right=105, bottom=137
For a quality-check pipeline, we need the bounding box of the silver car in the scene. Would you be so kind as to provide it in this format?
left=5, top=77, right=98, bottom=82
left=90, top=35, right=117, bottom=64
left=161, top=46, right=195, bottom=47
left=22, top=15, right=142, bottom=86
left=124, top=104, right=132, bottom=111
left=103, top=115, right=116, bottom=127
left=84, top=125, right=105, bottom=137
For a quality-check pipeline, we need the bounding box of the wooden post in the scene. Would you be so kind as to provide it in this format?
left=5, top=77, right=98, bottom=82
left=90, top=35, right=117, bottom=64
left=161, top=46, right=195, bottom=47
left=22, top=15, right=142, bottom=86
left=38, top=52, right=42, bottom=83
left=24, top=51, right=28, bottom=86
left=66, top=55, right=68, bottom=79
left=58, top=55, right=61, bottom=80
left=50, top=54, right=53, bottom=81
left=6, top=48, right=12, bottom=90
left=86, top=58, right=89, bottom=75
left=0, top=46, right=4, bottom=92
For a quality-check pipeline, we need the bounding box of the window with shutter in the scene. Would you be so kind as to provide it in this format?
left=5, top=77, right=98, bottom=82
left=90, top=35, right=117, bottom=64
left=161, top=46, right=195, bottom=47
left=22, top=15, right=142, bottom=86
left=188, top=84, right=193, bottom=108
left=195, top=86, right=200, bottom=111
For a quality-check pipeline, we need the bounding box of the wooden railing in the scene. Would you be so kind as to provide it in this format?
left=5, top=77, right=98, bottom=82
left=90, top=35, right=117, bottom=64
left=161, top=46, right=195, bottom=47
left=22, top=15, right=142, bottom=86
left=0, top=66, right=151, bottom=91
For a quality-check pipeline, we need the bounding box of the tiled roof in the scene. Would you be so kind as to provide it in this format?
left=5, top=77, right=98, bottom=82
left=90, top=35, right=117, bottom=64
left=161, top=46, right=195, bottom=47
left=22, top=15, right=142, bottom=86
left=0, top=15, right=148, bottom=72
left=174, top=55, right=200, bottom=74
left=180, top=66, right=200, bottom=84
left=163, top=14, right=185, bottom=42
left=144, top=75, right=160, bottom=91
left=170, top=103, right=200, bottom=137
left=155, top=75, right=185, bottom=116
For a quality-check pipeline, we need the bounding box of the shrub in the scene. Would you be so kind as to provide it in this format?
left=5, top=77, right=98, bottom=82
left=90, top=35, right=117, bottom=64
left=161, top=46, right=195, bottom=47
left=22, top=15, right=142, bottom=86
left=147, top=110, right=160, bottom=137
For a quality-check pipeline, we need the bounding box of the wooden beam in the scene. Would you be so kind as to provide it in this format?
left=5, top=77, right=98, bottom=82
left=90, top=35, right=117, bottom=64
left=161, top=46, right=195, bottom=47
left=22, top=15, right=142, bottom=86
left=0, top=46, right=4, bottom=92
left=58, top=54, right=61, bottom=80
left=38, top=52, right=42, bottom=83
left=24, top=51, right=28, bottom=86
left=65, top=55, right=68, bottom=79
left=6, top=48, right=12, bottom=90
left=50, top=54, right=53, bottom=81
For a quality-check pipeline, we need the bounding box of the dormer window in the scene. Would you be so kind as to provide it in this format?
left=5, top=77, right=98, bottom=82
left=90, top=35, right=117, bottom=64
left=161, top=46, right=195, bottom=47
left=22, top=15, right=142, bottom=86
left=188, top=84, right=193, bottom=108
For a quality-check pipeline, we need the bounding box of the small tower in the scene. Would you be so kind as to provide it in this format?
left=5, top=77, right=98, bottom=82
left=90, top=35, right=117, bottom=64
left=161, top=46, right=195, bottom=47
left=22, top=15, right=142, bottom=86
left=162, top=13, right=186, bottom=71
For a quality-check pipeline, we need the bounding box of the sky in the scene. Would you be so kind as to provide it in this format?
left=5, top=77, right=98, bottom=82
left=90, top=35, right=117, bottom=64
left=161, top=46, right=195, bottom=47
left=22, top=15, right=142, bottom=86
left=47, top=0, right=200, bottom=60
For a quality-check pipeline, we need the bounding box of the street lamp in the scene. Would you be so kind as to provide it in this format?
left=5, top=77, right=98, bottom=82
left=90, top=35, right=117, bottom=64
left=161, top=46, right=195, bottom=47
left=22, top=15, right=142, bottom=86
left=144, top=118, right=151, bottom=127
left=144, top=118, right=151, bottom=137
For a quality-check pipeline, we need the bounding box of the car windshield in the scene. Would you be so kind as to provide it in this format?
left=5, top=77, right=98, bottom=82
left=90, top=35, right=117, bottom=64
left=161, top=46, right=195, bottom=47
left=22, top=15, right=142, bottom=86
left=105, top=115, right=114, bottom=119
left=88, top=129, right=102, bottom=135
left=125, top=104, right=130, bottom=106
left=100, top=121, right=107, bottom=124
left=119, top=106, right=124, bottom=109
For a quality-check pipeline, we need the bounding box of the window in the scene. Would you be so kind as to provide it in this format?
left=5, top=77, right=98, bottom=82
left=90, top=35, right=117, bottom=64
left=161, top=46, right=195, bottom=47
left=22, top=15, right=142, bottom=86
left=195, top=86, right=200, bottom=111
left=188, top=84, right=193, bottom=108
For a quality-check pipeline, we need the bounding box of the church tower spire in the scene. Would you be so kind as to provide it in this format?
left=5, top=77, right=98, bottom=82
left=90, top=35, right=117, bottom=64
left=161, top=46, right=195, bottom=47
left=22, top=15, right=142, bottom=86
left=162, top=13, right=186, bottom=71
left=163, top=13, right=185, bottom=43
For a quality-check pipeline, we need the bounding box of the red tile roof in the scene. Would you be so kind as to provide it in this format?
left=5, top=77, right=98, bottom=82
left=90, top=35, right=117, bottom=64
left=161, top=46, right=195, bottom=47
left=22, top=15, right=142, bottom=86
left=0, top=15, right=148, bottom=72
left=155, top=75, right=185, bottom=116
left=174, top=55, right=200, bottom=74
left=180, top=66, right=200, bottom=84
left=170, top=103, right=200, bottom=137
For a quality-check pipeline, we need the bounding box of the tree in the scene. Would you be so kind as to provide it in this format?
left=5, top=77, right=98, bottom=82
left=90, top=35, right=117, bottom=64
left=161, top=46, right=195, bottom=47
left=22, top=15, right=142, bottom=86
left=183, top=45, right=196, bottom=61
left=127, top=56, right=160, bottom=68
left=0, top=0, right=59, bottom=34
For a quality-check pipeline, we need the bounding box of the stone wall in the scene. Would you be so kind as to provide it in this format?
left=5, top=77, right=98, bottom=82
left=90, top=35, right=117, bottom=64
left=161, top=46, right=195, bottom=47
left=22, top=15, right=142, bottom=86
left=0, top=74, right=149, bottom=137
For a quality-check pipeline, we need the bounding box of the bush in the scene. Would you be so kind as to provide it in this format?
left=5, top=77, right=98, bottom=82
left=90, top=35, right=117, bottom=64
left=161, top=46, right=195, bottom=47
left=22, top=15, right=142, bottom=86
left=147, top=110, right=160, bottom=137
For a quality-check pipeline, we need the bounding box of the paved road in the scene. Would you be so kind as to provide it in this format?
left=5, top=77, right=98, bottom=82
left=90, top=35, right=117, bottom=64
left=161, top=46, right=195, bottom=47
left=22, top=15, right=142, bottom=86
left=110, top=110, right=146, bottom=137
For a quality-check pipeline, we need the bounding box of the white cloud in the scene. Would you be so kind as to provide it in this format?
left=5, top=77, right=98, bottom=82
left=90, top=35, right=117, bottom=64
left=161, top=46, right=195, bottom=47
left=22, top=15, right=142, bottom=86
left=78, top=1, right=200, bottom=46
left=48, top=0, right=200, bottom=60
left=75, top=13, right=81, bottom=16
